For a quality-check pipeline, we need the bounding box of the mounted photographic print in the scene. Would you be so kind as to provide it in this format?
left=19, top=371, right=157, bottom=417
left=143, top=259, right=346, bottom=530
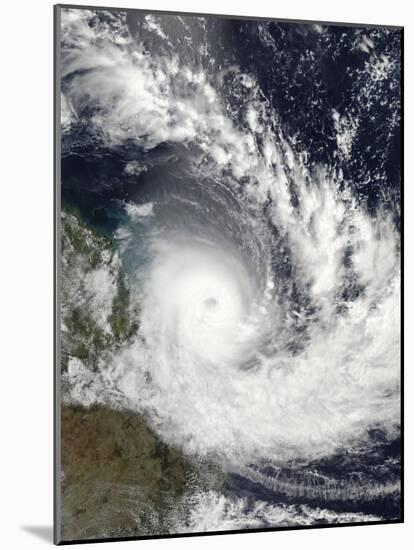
left=54, top=4, right=403, bottom=544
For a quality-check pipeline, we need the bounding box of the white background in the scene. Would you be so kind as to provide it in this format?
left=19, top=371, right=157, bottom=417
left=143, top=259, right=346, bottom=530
left=0, top=0, right=411, bottom=548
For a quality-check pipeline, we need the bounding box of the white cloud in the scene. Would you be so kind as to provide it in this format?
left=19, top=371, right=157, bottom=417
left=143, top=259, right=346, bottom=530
left=125, top=202, right=155, bottom=219
left=61, top=9, right=400, bottom=471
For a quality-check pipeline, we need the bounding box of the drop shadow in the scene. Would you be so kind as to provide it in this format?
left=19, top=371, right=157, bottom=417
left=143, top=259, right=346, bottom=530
left=21, top=525, right=53, bottom=543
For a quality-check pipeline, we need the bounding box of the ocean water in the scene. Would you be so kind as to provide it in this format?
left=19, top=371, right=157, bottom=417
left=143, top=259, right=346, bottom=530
left=59, top=7, right=401, bottom=536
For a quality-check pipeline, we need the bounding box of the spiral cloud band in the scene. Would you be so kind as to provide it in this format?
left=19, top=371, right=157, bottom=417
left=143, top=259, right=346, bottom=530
left=60, top=7, right=401, bottom=535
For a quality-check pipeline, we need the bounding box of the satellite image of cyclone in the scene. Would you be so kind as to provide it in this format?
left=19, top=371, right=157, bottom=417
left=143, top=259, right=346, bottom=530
left=57, top=5, right=402, bottom=543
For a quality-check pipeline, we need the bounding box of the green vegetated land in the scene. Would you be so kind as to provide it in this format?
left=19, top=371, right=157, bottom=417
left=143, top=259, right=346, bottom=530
left=60, top=209, right=138, bottom=372
left=59, top=208, right=223, bottom=541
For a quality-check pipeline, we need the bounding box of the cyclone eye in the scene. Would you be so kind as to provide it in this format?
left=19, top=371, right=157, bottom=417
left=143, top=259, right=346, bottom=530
left=204, top=297, right=218, bottom=309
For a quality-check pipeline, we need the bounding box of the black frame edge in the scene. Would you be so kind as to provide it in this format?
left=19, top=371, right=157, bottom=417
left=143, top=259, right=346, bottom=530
left=55, top=3, right=403, bottom=30
left=54, top=3, right=63, bottom=546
